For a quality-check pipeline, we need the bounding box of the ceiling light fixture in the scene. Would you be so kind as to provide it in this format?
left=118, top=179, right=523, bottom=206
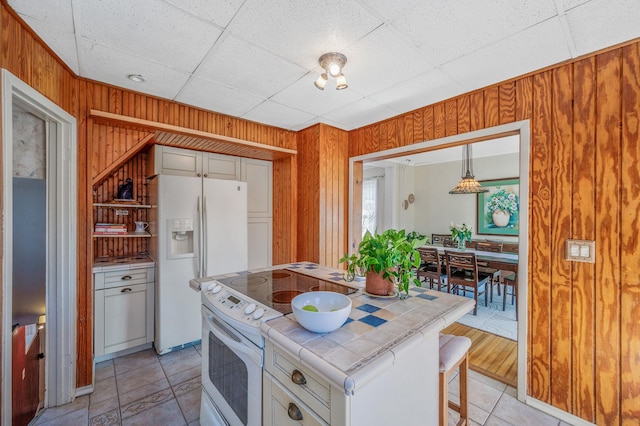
left=128, top=74, right=146, bottom=83
left=314, top=52, right=348, bottom=90
left=449, top=144, right=489, bottom=194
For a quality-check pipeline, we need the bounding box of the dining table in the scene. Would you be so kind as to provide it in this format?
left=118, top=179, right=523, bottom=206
left=420, top=244, right=519, bottom=276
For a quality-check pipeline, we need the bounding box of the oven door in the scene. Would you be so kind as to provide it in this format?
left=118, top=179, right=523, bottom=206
left=201, top=305, right=263, bottom=426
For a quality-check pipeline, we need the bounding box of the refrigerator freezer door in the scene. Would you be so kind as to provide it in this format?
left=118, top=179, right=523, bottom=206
left=203, top=180, right=248, bottom=277
left=156, top=174, right=203, bottom=353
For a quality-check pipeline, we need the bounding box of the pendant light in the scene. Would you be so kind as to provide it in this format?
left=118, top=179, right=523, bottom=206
left=449, top=144, right=488, bottom=194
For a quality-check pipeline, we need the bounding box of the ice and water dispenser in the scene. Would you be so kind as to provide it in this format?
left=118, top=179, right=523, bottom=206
left=167, top=218, right=194, bottom=258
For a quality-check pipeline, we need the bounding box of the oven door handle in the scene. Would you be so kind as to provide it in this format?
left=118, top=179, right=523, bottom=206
left=205, top=312, right=263, bottom=367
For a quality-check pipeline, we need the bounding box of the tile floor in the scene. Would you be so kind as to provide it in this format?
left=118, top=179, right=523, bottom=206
left=32, top=344, right=567, bottom=426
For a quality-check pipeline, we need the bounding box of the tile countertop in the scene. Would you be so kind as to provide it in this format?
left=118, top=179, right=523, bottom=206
left=253, top=262, right=474, bottom=396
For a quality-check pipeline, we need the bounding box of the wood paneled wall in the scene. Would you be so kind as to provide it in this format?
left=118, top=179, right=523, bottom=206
left=348, top=41, right=640, bottom=425
left=296, top=124, right=349, bottom=268
left=273, top=155, right=297, bottom=264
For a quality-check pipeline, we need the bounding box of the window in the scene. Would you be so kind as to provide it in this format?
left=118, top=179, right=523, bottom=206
left=362, top=177, right=377, bottom=236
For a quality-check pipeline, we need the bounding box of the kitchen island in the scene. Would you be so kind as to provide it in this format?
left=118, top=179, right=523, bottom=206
left=256, top=262, right=474, bottom=426
left=192, top=261, right=474, bottom=426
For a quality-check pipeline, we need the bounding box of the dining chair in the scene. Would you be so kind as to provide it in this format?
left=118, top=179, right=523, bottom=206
left=417, top=247, right=447, bottom=291
left=501, top=271, right=517, bottom=314
left=431, top=234, right=451, bottom=245
left=445, top=251, right=491, bottom=315
left=443, top=239, right=457, bottom=248
left=497, top=242, right=518, bottom=309
left=474, top=240, right=503, bottom=302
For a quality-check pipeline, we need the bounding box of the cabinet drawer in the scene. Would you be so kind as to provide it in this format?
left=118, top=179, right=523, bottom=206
left=265, top=342, right=331, bottom=422
left=264, top=372, right=328, bottom=426
left=94, top=268, right=153, bottom=290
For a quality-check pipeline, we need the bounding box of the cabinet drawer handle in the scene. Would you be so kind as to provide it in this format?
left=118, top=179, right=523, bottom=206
left=121, top=275, right=132, bottom=280
left=287, top=403, right=303, bottom=421
left=121, top=288, right=132, bottom=293
left=291, top=369, right=306, bottom=385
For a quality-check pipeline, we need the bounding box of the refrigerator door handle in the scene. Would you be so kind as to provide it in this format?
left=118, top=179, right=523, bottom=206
left=203, top=196, right=208, bottom=277
left=197, top=195, right=203, bottom=278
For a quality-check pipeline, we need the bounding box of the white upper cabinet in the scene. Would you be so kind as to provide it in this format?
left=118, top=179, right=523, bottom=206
left=241, top=158, right=272, bottom=217
left=150, top=145, right=240, bottom=180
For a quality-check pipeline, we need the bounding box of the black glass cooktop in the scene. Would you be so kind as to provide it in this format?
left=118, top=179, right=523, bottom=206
left=216, top=269, right=357, bottom=315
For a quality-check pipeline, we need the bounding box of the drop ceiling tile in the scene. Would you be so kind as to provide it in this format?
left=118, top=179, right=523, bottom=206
left=163, top=0, right=245, bottom=28
left=369, top=68, right=465, bottom=114
left=194, top=33, right=308, bottom=99
left=80, top=40, right=191, bottom=100
left=561, top=0, right=593, bottom=11
left=8, top=0, right=74, bottom=32
left=440, top=17, right=571, bottom=93
left=77, top=0, right=222, bottom=73
left=270, top=73, right=364, bottom=117
left=565, top=0, right=640, bottom=57
left=360, top=0, right=427, bottom=22
left=226, top=0, right=382, bottom=69
left=392, top=0, right=558, bottom=65
left=19, top=16, right=79, bottom=74
left=176, top=76, right=265, bottom=118
left=241, top=100, right=317, bottom=130
left=344, top=25, right=435, bottom=97
left=322, top=97, right=399, bottom=130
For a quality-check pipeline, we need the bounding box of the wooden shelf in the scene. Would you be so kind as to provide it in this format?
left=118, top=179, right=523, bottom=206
left=93, top=203, right=152, bottom=209
left=93, top=232, right=151, bottom=238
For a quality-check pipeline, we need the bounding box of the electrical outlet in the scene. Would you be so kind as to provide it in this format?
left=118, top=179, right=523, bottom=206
left=565, top=239, right=595, bottom=263
left=115, top=209, right=129, bottom=216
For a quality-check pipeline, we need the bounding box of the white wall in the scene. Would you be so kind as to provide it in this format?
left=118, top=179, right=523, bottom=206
left=412, top=152, right=520, bottom=242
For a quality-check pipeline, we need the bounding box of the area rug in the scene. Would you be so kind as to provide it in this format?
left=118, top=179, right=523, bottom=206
left=454, top=287, right=518, bottom=341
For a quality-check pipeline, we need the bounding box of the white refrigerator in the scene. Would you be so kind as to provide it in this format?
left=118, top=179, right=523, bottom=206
left=149, top=174, right=248, bottom=354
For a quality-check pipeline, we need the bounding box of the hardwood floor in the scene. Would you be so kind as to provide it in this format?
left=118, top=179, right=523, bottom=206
left=443, top=322, right=517, bottom=388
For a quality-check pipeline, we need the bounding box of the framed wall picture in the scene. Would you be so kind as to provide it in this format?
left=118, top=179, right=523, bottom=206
left=476, top=178, right=519, bottom=236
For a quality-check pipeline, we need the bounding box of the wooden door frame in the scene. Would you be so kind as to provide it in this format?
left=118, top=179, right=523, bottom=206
left=348, top=120, right=530, bottom=401
left=1, top=69, right=77, bottom=425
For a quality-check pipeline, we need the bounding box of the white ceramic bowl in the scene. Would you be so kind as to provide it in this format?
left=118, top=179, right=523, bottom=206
left=291, top=291, right=352, bottom=333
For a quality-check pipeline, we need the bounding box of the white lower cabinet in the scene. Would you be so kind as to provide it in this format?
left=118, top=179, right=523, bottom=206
left=94, top=267, right=154, bottom=357
left=264, top=331, right=440, bottom=426
left=264, top=372, right=328, bottom=426
left=264, top=341, right=345, bottom=426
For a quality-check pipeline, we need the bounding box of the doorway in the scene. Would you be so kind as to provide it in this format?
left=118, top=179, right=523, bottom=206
left=1, top=69, right=77, bottom=425
left=348, top=120, right=529, bottom=400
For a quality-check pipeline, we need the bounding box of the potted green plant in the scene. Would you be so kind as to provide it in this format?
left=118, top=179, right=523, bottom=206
left=342, top=229, right=426, bottom=298
left=449, top=223, right=472, bottom=250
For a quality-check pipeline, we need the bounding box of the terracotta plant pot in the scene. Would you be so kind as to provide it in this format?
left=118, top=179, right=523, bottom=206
left=492, top=209, right=511, bottom=227
left=366, top=270, right=395, bottom=296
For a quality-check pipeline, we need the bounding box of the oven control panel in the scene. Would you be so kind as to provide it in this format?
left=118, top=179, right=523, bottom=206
left=201, top=280, right=282, bottom=327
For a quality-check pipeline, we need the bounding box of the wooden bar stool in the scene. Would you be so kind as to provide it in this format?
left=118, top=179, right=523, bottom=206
left=439, top=334, right=471, bottom=426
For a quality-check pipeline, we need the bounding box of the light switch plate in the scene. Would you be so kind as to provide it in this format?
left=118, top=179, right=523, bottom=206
left=565, top=239, right=595, bottom=263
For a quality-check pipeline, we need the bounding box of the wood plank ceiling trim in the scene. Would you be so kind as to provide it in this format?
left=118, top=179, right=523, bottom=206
left=89, top=109, right=297, bottom=161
